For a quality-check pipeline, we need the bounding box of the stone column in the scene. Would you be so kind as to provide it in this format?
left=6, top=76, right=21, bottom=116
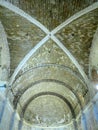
left=9, top=111, right=16, bottom=130
left=0, top=47, right=1, bottom=66
left=81, top=112, right=88, bottom=130
left=0, top=81, right=7, bottom=124
left=73, top=119, right=78, bottom=130
left=18, top=119, right=23, bottom=130
left=0, top=99, right=7, bottom=123
left=93, top=101, right=98, bottom=122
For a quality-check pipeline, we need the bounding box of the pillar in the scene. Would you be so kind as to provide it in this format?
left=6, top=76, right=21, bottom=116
left=9, top=111, right=16, bottom=130
left=0, top=82, right=7, bottom=124
left=0, top=99, right=7, bottom=123
left=93, top=101, right=98, bottom=122
left=81, top=112, right=88, bottom=130
left=73, top=119, right=78, bottom=130
left=18, top=119, right=23, bottom=130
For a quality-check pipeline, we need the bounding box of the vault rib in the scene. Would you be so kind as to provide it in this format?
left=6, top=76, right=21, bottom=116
left=12, top=79, right=82, bottom=110
left=51, top=2, right=98, bottom=34
left=0, top=0, right=49, bottom=34
left=20, top=92, right=76, bottom=119
left=2, top=0, right=96, bottom=93
left=9, top=35, right=50, bottom=85
left=51, top=35, right=90, bottom=88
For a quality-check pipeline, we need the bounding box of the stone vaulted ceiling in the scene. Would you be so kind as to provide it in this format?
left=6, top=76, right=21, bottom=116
left=0, top=0, right=98, bottom=127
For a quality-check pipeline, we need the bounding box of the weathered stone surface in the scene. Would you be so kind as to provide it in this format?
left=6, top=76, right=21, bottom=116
left=6, top=0, right=98, bottom=30
left=90, top=28, right=98, bottom=80
left=24, top=95, right=72, bottom=126
left=0, top=6, right=45, bottom=75
left=0, top=0, right=98, bottom=129
left=21, top=40, right=78, bottom=73
left=0, top=21, right=10, bottom=81
left=56, top=9, right=98, bottom=75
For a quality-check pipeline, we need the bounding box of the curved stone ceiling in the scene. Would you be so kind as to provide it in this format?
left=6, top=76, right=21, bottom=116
left=0, top=0, right=98, bottom=128
left=24, top=95, right=72, bottom=126
left=0, top=6, right=46, bottom=75
left=56, top=8, right=98, bottom=75
left=5, top=0, right=98, bottom=30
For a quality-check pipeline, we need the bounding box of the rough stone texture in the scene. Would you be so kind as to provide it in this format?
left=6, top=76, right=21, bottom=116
left=0, top=91, right=76, bottom=130
left=5, top=0, right=98, bottom=30
left=21, top=40, right=78, bottom=73
left=1, top=91, right=98, bottom=130
left=17, top=82, right=79, bottom=118
left=0, top=21, right=10, bottom=81
left=24, top=95, right=72, bottom=126
left=10, top=65, right=88, bottom=105
left=0, top=6, right=45, bottom=75
left=56, top=9, right=98, bottom=75
left=9, top=64, right=89, bottom=125
left=0, top=0, right=98, bottom=129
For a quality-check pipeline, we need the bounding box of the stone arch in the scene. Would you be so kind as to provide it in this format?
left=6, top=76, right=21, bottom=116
left=0, top=21, right=10, bottom=82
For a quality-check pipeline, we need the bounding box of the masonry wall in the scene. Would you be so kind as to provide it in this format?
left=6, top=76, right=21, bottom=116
left=0, top=90, right=98, bottom=130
